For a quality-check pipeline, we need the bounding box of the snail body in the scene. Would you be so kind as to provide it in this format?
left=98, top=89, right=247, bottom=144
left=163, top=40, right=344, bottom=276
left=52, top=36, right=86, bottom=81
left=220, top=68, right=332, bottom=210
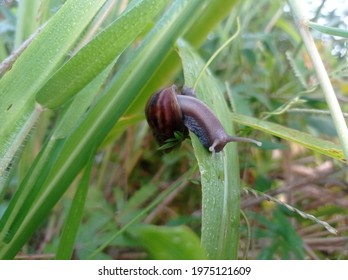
left=145, top=85, right=261, bottom=152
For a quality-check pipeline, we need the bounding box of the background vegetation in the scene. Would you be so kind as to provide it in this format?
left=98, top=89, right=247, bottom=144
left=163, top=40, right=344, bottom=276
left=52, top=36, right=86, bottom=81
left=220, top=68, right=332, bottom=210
left=0, top=0, right=347, bottom=259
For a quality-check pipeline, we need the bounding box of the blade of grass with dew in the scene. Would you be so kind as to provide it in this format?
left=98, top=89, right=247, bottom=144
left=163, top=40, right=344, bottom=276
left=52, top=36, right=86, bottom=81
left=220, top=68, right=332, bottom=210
left=0, top=0, right=204, bottom=259
left=232, top=112, right=345, bottom=162
left=55, top=150, right=95, bottom=260
left=0, top=24, right=46, bottom=77
left=177, top=36, right=243, bottom=259
left=0, top=0, right=108, bottom=184
left=53, top=62, right=116, bottom=139
left=36, top=0, right=168, bottom=109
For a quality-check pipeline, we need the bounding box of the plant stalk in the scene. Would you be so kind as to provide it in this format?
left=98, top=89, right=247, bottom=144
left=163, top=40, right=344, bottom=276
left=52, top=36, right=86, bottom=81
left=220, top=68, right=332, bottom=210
left=288, top=0, right=348, bottom=161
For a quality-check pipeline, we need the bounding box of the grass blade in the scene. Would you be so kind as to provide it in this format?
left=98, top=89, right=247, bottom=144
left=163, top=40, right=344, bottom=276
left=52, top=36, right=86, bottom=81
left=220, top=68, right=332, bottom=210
left=36, top=0, right=168, bottom=109
left=232, top=112, right=344, bottom=162
left=308, top=21, right=348, bottom=39
left=177, top=39, right=242, bottom=259
left=55, top=151, right=95, bottom=260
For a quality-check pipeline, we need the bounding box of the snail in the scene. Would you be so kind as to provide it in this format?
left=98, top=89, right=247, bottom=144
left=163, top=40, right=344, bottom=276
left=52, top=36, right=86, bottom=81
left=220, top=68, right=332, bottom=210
left=145, top=85, right=261, bottom=152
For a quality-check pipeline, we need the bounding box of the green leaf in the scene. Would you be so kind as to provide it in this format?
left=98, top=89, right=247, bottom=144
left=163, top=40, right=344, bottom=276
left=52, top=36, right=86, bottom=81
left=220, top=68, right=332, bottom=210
left=231, top=113, right=345, bottom=162
left=308, top=21, right=348, bottom=39
left=177, top=39, right=241, bottom=260
left=53, top=62, right=116, bottom=139
left=133, top=225, right=207, bottom=260
left=36, top=0, right=168, bottom=109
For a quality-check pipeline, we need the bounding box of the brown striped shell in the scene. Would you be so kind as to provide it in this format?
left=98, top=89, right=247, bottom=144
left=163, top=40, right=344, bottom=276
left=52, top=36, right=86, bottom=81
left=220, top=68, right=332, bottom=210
left=145, top=85, right=188, bottom=148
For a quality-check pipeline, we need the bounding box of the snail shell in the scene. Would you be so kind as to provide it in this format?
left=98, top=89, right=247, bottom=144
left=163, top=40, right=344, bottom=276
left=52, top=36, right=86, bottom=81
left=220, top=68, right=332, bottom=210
left=145, top=85, right=188, bottom=147
left=145, top=85, right=261, bottom=152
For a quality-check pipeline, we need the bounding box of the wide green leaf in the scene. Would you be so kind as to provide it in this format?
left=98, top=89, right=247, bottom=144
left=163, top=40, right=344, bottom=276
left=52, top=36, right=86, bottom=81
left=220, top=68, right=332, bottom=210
left=133, top=225, right=207, bottom=260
